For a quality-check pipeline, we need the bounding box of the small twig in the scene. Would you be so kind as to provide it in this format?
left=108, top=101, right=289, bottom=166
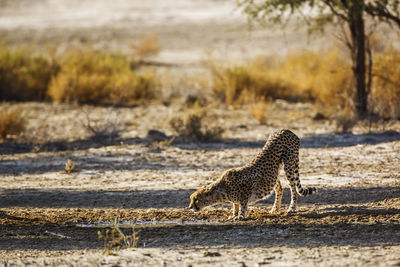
left=45, top=231, right=71, bottom=239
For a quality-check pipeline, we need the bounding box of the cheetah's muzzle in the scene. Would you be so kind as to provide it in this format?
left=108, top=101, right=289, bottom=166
left=188, top=200, right=199, bottom=212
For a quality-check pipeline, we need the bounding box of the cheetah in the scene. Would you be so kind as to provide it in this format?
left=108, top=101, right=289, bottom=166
left=189, top=129, right=316, bottom=220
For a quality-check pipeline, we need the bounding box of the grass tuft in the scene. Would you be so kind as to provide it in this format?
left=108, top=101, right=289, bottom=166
left=0, top=106, right=26, bottom=141
left=248, top=101, right=270, bottom=124
left=130, top=34, right=162, bottom=60
left=170, top=107, right=223, bottom=142
left=97, top=218, right=139, bottom=254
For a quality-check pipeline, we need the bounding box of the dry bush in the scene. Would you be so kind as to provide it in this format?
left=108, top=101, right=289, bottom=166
left=371, top=47, right=400, bottom=119
left=248, top=101, right=269, bottom=124
left=0, top=45, right=58, bottom=101
left=0, top=107, right=26, bottom=141
left=170, top=107, right=223, bottom=142
left=130, top=34, right=161, bottom=60
left=48, top=49, right=159, bottom=105
left=209, top=50, right=354, bottom=118
left=82, top=111, right=125, bottom=144
left=210, top=60, right=293, bottom=106
left=281, top=50, right=353, bottom=111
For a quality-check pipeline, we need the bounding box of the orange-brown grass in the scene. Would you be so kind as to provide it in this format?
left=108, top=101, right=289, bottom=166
left=372, top=46, right=400, bottom=119
left=210, top=60, right=294, bottom=106
left=0, top=106, right=26, bottom=141
left=0, top=39, right=161, bottom=105
left=48, top=49, right=159, bottom=105
left=0, top=44, right=58, bottom=101
left=130, top=34, right=161, bottom=60
left=209, top=49, right=354, bottom=117
left=248, top=100, right=269, bottom=124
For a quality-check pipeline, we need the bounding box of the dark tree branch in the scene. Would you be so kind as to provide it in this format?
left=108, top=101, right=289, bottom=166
left=322, top=0, right=349, bottom=21
left=365, top=2, right=400, bottom=27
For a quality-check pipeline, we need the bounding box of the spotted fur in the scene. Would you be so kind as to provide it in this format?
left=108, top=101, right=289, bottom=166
left=189, top=129, right=316, bottom=220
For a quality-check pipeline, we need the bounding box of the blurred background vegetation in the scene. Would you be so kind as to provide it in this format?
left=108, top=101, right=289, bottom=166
left=1, top=0, right=400, bottom=143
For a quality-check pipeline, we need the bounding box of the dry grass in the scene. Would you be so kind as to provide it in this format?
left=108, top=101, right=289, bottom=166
left=0, top=41, right=160, bottom=105
left=282, top=50, right=353, bottom=113
left=209, top=50, right=354, bottom=117
left=97, top=219, right=138, bottom=254
left=371, top=46, right=400, bottom=119
left=210, top=59, right=294, bottom=106
left=210, top=47, right=400, bottom=122
left=48, top=49, right=159, bottom=105
left=0, top=106, right=26, bottom=141
left=170, top=105, right=223, bottom=142
left=0, top=44, right=58, bottom=101
left=0, top=40, right=399, bottom=121
left=130, top=34, right=161, bottom=60
left=82, top=111, right=126, bottom=144
left=248, top=101, right=269, bottom=124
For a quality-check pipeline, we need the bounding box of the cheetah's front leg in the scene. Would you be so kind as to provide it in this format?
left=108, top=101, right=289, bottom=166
left=235, top=201, right=248, bottom=221
left=227, top=203, right=239, bottom=220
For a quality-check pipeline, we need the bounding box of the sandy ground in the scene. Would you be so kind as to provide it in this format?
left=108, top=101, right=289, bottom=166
left=1, top=0, right=400, bottom=266
left=1, top=102, right=400, bottom=266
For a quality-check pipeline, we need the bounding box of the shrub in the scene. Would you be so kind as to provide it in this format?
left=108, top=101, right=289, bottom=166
left=371, top=47, right=400, bottom=119
left=0, top=106, right=26, bottom=141
left=281, top=50, right=353, bottom=108
left=48, top=49, right=159, bottom=105
left=209, top=50, right=354, bottom=117
left=130, top=34, right=161, bottom=60
left=170, top=108, right=223, bottom=142
left=248, top=101, right=269, bottom=124
left=82, top=111, right=125, bottom=144
left=0, top=45, right=58, bottom=101
left=210, top=61, right=293, bottom=106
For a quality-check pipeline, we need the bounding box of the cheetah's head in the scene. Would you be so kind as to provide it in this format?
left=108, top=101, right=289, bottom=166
left=188, top=188, right=216, bottom=212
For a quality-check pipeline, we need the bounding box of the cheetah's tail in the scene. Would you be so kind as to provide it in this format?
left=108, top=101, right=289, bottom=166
left=296, top=185, right=317, bottom=196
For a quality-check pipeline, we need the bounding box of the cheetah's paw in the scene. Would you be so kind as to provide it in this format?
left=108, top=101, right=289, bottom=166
left=286, top=206, right=297, bottom=213
left=270, top=206, right=281, bottom=214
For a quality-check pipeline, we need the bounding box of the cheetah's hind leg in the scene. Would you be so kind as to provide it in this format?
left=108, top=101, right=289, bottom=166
left=283, top=148, right=317, bottom=213
left=234, top=201, right=248, bottom=221
left=270, top=179, right=283, bottom=213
